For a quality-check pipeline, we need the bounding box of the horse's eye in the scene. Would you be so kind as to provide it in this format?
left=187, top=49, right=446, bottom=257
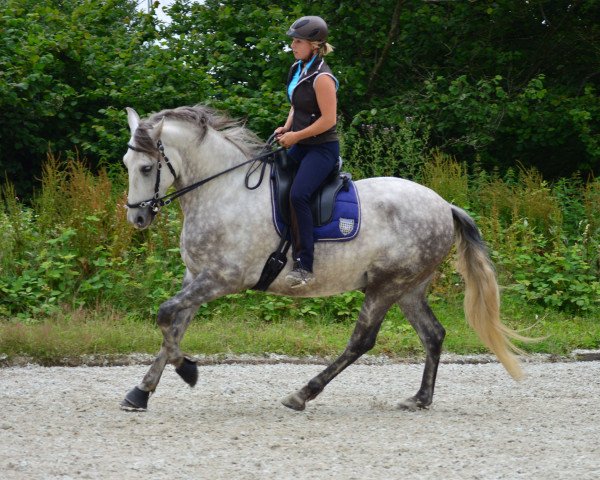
left=140, top=165, right=153, bottom=174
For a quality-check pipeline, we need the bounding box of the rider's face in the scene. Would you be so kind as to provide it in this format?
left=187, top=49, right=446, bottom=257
left=291, top=38, right=315, bottom=61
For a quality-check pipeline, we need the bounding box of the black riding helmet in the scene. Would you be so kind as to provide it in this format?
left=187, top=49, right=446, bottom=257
left=286, top=16, right=328, bottom=42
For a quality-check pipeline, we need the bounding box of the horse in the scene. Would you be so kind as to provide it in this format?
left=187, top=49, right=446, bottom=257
left=120, top=104, right=525, bottom=412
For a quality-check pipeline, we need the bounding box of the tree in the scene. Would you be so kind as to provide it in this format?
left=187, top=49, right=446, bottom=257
left=162, top=0, right=297, bottom=135
left=0, top=0, right=212, bottom=195
left=329, top=0, right=600, bottom=177
left=1, top=0, right=598, bottom=196
left=162, top=0, right=599, bottom=177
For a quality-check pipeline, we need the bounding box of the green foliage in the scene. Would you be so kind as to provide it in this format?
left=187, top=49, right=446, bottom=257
left=162, top=0, right=294, bottom=137
left=473, top=164, right=563, bottom=241
left=505, top=239, right=600, bottom=311
left=3, top=0, right=599, bottom=197
left=421, top=151, right=469, bottom=207
left=0, top=1, right=599, bottom=323
left=2, top=150, right=598, bottom=324
left=0, top=0, right=211, bottom=194
left=243, top=290, right=363, bottom=323
left=341, top=118, right=430, bottom=181
left=0, top=155, right=185, bottom=320
left=0, top=226, right=80, bottom=316
left=337, top=0, right=600, bottom=177
left=419, top=154, right=600, bottom=312
left=494, top=202, right=600, bottom=312
left=355, top=73, right=599, bottom=178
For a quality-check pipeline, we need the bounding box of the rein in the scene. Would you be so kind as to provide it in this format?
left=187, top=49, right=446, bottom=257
left=126, top=138, right=282, bottom=212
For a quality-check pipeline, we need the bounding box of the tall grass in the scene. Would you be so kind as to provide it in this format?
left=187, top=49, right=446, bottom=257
left=35, top=152, right=132, bottom=261
left=421, top=151, right=469, bottom=207
left=418, top=156, right=599, bottom=311
left=1, top=146, right=599, bottom=324
left=340, top=120, right=430, bottom=181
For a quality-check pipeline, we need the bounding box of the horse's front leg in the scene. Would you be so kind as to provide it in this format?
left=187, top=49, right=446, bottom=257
left=120, top=269, right=234, bottom=411
left=146, top=304, right=199, bottom=385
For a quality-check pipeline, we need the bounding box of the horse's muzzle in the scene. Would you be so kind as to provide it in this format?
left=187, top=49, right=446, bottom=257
left=127, top=206, right=155, bottom=230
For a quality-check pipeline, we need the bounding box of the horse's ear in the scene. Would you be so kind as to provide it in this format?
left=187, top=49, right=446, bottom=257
left=126, top=107, right=140, bottom=133
left=148, top=117, right=165, bottom=142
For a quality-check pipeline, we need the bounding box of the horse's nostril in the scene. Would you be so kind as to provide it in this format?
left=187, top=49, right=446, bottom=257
left=136, top=216, right=145, bottom=226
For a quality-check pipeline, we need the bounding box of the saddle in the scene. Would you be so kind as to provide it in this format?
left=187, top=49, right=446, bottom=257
left=271, top=148, right=351, bottom=227
left=253, top=148, right=360, bottom=292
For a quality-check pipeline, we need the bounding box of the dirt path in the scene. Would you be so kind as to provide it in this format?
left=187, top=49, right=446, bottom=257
left=1, top=359, right=599, bottom=479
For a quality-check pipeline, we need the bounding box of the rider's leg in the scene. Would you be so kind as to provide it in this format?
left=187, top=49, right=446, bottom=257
left=288, top=141, right=339, bottom=274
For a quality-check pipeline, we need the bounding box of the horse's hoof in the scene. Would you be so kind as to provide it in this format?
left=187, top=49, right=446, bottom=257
left=397, top=396, right=429, bottom=412
left=175, top=357, right=198, bottom=387
left=120, top=386, right=149, bottom=412
left=281, top=392, right=306, bottom=411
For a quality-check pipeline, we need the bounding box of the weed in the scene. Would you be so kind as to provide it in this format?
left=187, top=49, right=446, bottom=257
left=421, top=151, right=469, bottom=207
left=341, top=120, right=429, bottom=181
left=1, top=145, right=598, bottom=335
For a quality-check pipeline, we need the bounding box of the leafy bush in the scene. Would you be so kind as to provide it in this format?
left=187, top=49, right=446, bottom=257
left=502, top=236, right=600, bottom=311
left=244, top=291, right=364, bottom=324
left=1, top=148, right=599, bottom=321
left=340, top=119, right=430, bottom=181
left=420, top=155, right=599, bottom=312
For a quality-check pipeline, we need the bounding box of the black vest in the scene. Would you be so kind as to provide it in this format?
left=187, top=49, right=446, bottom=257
left=286, top=57, right=339, bottom=145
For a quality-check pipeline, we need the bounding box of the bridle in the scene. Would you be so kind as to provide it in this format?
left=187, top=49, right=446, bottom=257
left=126, top=140, right=177, bottom=211
left=126, top=136, right=281, bottom=213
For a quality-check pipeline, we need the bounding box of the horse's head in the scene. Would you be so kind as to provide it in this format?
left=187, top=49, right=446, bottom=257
left=123, top=107, right=176, bottom=229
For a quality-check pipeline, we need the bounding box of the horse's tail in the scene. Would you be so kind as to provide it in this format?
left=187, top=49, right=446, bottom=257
left=451, top=205, right=526, bottom=380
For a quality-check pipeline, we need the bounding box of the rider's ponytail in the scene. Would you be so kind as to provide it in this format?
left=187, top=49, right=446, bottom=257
left=311, top=41, right=334, bottom=56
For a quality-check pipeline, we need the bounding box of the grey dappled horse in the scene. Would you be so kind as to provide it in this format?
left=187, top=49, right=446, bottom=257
left=121, top=105, right=524, bottom=412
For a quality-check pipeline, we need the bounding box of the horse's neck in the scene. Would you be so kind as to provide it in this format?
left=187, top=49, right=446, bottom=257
left=178, top=130, right=239, bottom=180
left=172, top=129, right=268, bottom=220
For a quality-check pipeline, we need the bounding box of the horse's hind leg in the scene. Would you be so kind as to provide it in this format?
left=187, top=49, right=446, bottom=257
left=282, top=289, right=393, bottom=411
left=396, top=285, right=446, bottom=411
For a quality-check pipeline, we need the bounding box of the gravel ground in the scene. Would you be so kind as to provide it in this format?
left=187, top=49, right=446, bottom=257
left=1, top=358, right=599, bottom=480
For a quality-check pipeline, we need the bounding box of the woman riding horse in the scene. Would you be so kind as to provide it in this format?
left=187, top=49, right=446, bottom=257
left=275, top=16, right=339, bottom=288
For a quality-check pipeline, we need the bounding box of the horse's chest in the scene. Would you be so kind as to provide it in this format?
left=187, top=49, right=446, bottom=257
left=180, top=223, right=223, bottom=262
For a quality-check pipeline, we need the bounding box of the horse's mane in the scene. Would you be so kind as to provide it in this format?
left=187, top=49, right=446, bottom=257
left=133, top=105, right=265, bottom=158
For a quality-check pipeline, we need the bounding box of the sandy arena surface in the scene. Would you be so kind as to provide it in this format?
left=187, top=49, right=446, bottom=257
left=1, top=358, right=599, bottom=480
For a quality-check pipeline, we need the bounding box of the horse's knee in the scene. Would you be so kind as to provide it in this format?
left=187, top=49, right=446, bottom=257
left=157, top=300, right=177, bottom=328
left=362, top=333, right=378, bottom=353
left=431, top=322, right=446, bottom=340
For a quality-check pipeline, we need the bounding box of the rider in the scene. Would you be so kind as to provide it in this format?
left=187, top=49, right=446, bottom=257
left=275, top=15, right=339, bottom=288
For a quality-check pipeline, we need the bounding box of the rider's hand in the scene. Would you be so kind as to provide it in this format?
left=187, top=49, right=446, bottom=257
left=277, top=131, right=299, bottom=148
left=274, top=126, right=288, bottom=136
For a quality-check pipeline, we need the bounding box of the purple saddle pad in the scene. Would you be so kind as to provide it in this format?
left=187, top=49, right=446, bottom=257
left=270, top=177, right=361, bottom=242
